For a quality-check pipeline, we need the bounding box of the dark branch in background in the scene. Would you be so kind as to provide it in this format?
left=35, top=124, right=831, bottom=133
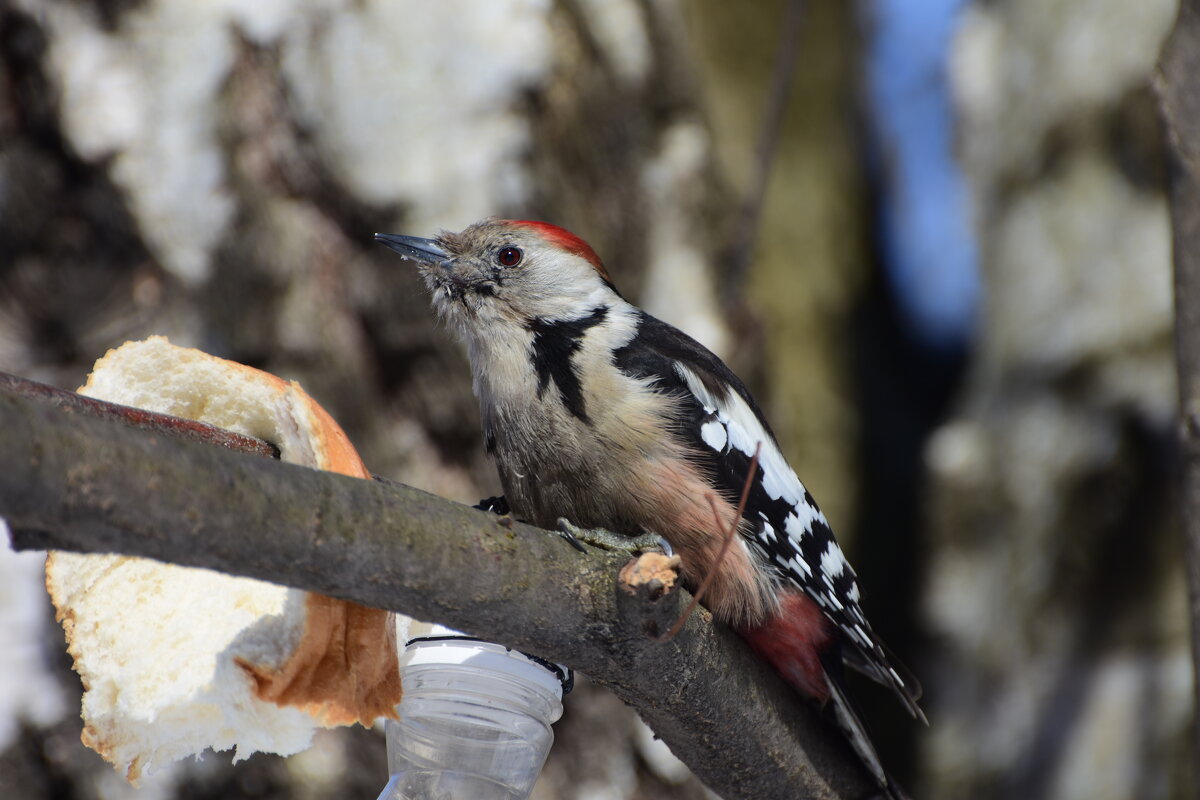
left=0, top=377, right=877, bottom=800
left=1158, top=0, right=1200, bottom=773
left=720, top=0, right=806, bottom=303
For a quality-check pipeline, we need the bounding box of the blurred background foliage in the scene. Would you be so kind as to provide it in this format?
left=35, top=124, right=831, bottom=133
left=0, top=0, right=1188, bottom=798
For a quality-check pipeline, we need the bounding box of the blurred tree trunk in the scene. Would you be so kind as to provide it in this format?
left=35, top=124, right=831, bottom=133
left=1160, top=0, right=1200, bottom=779
left=686, top=0, right=869, bottom=534
left=925, top=1, right=1188, bottom=799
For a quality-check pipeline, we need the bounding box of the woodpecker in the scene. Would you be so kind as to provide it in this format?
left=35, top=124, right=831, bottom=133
left=375, top=218, right=923, bottom=796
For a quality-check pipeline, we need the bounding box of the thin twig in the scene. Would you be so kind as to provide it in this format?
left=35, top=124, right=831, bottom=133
left=721, top=0, right=807, bottom=303
left=660, top=443, right=762, bottom=641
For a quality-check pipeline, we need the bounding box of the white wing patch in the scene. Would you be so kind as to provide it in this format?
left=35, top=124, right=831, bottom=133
left=820, top=546, right=849, bottom=584
left=699, top=418, right=727, bottom=451
left=788, top=555, right=812, bottom=578
left=788, top=500, right=823, bottom=533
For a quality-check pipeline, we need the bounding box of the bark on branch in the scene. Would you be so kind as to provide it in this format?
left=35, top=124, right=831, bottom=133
left=0, top=379, right=877, bottom=800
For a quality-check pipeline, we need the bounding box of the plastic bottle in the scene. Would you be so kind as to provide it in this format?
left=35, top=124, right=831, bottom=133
left=375, top=626, right=569, bottom=800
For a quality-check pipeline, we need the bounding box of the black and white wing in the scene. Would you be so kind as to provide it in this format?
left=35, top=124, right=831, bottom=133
left=614, top=312, right=923, bottom=719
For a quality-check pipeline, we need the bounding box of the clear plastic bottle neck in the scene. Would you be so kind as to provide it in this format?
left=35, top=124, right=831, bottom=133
left=375, top=630, right=567, bottom=800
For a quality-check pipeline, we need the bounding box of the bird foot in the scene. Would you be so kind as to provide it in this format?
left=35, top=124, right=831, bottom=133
left=555, top=518, right=671, bottom=555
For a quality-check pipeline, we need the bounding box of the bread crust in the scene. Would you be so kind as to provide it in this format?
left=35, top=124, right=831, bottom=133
left=45, top=336, right=401, bottom=780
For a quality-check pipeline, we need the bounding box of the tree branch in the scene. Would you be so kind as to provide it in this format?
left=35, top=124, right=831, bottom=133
left=0, top=379, right=876, bottom=800
left=0, top=371, right=281, bottom=459
left=1158, top=0, right=1200, bottom=774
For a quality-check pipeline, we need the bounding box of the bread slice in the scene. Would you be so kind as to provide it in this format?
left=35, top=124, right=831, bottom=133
left=45, top=336, right=401, bottom=781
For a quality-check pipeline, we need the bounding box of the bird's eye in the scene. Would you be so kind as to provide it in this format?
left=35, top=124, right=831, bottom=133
left=497, top=246, right=523, bottom=267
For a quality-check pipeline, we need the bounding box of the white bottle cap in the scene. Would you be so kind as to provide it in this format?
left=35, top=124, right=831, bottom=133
left=402, top=624, right=572, bottom=697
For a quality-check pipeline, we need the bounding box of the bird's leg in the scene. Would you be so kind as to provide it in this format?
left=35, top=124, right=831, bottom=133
left=555, top=518, right=670, bottom=555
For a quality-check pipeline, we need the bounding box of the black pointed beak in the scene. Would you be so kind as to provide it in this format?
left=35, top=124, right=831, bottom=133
left=374, top=233, right=448, bottom=265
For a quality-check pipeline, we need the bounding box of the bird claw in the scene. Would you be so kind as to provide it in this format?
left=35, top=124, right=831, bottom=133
left=555, top=519, right=589, bottom=552
left=555, top=518, right=670, bottom=555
